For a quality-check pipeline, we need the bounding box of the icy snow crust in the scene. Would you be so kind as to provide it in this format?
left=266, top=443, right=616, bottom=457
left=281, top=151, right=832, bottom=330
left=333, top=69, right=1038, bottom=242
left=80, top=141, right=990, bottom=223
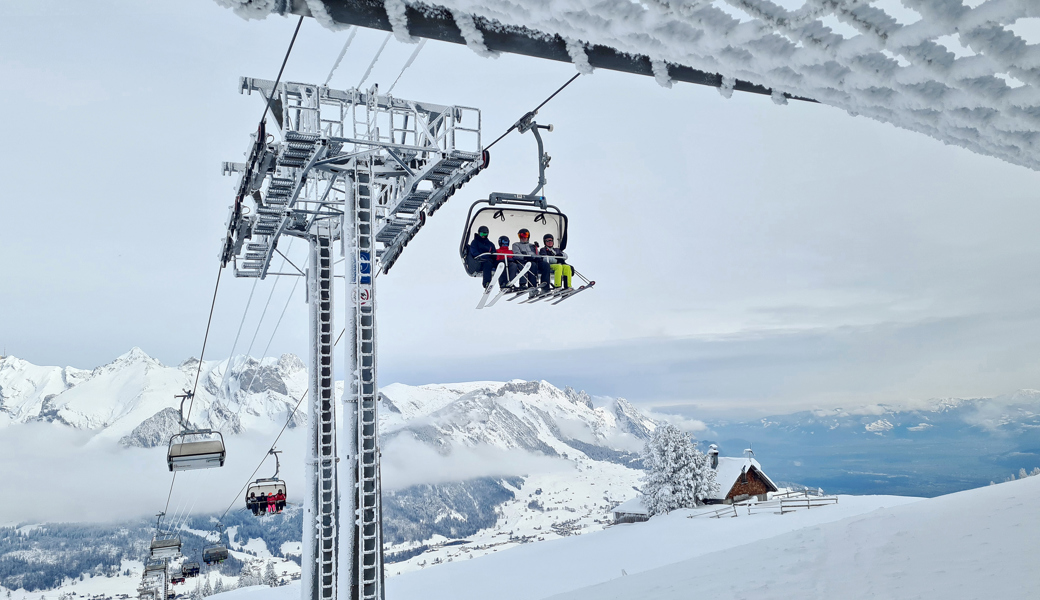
left=222, top=0, right=1040, bottom=170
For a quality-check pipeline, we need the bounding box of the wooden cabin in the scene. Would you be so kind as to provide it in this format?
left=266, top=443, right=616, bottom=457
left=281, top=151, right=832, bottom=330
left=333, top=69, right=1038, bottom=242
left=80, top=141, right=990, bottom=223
left=611, top=496, right=649, bottom=524
left=706, top=445, right=779, bottom=504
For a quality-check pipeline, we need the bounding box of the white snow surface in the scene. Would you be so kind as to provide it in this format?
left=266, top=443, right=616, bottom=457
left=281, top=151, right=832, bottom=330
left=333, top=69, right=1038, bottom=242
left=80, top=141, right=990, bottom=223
left=218, top=0, right=1040, bottom=171
left=212, top=476, right=1039, bottom=600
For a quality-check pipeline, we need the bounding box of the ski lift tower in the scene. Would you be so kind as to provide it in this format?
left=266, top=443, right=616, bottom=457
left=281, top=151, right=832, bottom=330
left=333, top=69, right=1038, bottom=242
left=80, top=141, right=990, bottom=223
left=221, top=79, right=485, bottom=600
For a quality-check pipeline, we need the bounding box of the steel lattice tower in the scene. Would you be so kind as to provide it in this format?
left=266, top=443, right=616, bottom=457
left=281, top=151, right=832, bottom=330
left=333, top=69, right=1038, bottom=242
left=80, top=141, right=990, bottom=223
left=222, top=78, right=484, bottom=600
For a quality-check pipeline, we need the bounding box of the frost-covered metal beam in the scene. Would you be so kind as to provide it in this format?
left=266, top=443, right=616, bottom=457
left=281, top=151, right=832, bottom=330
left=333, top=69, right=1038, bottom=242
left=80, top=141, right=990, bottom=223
left=286, top=0, right=814, bottom=103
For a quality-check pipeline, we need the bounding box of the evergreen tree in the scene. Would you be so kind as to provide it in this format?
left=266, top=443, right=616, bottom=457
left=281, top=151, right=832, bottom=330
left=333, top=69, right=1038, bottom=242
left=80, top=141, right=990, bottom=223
left=641, top=424, right=718, bottom=515
left=264, top=562, right=276, bottom=587
left=202, top=578, right=212, bottom=597
left=213, top=578, right=224, bottom=595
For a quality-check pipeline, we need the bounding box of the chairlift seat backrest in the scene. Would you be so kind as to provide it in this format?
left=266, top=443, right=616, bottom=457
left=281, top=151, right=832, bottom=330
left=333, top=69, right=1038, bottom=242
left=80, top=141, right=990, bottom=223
left=246, top=479, right=287, bottom=498
left=460, top=199, right=568, bottom=277
left=149, top=536, right=182, bottom=559
left=167, top=431, right=226, bottom=472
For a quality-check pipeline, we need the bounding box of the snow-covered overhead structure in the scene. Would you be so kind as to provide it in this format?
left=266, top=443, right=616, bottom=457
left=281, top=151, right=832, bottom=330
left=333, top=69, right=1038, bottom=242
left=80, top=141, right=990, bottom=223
left=216, top=0, right=1040, bottom=171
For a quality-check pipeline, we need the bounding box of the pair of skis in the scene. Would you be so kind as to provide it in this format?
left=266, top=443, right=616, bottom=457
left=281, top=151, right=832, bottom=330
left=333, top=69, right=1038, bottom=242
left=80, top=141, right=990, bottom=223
left=512, top=280, right=596, bottom=305
left=476, top=262, right=595, bottom=309
left=476, top=262, right=532, bottom=309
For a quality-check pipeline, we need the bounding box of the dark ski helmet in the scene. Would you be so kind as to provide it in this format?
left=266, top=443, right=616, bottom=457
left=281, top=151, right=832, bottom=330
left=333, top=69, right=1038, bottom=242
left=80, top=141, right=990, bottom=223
left=498, top=235, right=510, bottom=246
left=543, top=233, right=554, bottom=243
left=518, top=228, right=530, bottom=239
left=477, top=225, right=490, bottom=237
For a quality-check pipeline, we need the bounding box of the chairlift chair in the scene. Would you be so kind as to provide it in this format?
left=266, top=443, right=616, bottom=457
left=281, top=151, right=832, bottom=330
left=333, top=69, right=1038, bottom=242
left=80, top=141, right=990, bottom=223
left=459, top=194, right=568, bottom=276
left=202, top=523, right=229, bottom=565
left=202, top=545, right=229, bottom=565
left=245, top=449, right=287, bottom=516
left=149, top=536, right=182, bottom=560
left=180, top=562, right=200, bottom=578
left=166, top=391, right=226, bottom=472
left=458, top=113, right=592, bottom=299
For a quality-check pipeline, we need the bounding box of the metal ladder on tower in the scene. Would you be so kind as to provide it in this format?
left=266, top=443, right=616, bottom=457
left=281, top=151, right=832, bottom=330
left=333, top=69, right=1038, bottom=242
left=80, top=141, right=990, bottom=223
left=308, top=227, right=338, bottom=600
left=349, top=158, right=384, bottom=600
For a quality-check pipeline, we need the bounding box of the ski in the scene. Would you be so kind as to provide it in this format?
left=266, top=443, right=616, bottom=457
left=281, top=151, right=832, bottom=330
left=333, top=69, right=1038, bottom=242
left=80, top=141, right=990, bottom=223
left=518, top=284, right=562, bottom=304
left=550, top=281, right=595, bottom=305
left=485, top=262, right=532, bottom=308
left=475, top=263, right=506, bottom=309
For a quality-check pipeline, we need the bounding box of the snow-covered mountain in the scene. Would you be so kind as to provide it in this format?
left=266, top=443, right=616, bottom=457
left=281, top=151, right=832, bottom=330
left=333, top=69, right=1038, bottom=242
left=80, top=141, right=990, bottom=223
left=0, top=349, right=308, bottom=446
left=0, top=351, right=664, bottom=587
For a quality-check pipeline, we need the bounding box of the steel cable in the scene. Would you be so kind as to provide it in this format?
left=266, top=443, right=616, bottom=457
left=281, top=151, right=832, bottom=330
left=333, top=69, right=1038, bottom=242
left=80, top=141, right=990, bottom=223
left=485, top=73, right=581, bottom=151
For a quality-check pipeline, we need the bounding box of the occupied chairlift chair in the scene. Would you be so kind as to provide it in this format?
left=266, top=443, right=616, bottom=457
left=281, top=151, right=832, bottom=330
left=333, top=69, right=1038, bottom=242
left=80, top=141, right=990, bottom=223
left=167, top=391, right=226, bottom=472
left=180, top=562, right=200, bottom=578
left=459, top=112, right=592, bottom=298
left=245, top=449, right=287, bottom=516
left=149, top=513, right=182, bottom=560
left=202, top=524, right=229, bottom=565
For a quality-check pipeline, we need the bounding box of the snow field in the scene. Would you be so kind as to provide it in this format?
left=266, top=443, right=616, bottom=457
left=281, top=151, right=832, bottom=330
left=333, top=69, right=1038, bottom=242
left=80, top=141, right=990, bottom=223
left=550, top=476, right=1040, bottom=600
left=386, top=494, right=920, bottom=600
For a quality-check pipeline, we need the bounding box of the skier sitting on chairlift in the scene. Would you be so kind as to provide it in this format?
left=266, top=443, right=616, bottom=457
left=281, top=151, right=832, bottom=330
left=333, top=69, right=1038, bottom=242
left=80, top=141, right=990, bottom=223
left=247, top=492, right=260, bottom=516
left=512, top=229, right=551, bottom=290
left=495, top=236, right=519, bottom=288
left=468, top=226, right=498, bottom=288
left=539, top=234, right=572, bottom=289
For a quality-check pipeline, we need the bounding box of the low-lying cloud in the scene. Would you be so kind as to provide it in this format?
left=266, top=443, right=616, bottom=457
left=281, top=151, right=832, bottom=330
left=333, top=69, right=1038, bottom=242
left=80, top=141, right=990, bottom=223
left=380, top=436, right=568, bottom=491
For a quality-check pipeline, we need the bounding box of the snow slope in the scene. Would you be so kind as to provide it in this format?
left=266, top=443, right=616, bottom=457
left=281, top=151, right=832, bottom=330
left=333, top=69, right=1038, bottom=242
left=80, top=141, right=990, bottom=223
left=207, top=477, right=1037, bottom=600
left=386, top=494, right=920, bottom=600
left=553, top=475, right=1040, bottom=600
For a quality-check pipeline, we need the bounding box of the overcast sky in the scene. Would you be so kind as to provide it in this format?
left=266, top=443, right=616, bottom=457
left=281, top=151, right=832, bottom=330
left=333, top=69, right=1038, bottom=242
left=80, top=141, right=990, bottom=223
left=4, top=0, right=1040, bottom=419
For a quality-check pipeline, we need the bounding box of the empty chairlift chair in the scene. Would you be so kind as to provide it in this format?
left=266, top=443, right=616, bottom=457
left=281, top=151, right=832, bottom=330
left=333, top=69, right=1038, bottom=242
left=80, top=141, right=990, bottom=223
left=166, top=391, right=226, bottom=471
left=167, top=430, right=226, bottom=471
left=149, top=535, right=182, bottom=560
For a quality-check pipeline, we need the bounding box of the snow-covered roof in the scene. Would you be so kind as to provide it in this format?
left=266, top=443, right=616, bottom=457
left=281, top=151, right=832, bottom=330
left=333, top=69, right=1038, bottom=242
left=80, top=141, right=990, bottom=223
left=711, top=457, right=778, bottom=500
left=612, top=495, right=648, bottom=516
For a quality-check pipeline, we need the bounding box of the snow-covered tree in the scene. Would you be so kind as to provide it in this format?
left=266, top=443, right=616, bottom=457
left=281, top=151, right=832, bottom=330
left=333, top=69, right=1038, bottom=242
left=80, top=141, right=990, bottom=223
left=237, top=563, right=257, bottom=588
left=641, top=424, right=718, bottom=515
left=213, top=578, right=224, bottom=595
left=202, top=578, right=212, bottom=597
left=264, top=562, right=277, bottom=587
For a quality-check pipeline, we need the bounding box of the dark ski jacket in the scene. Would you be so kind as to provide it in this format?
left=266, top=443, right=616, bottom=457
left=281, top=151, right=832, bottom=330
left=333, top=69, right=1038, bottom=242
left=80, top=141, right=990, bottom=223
left=539, top=246, right=568, bottom=264
left=469, top=235, right=496, bottom=260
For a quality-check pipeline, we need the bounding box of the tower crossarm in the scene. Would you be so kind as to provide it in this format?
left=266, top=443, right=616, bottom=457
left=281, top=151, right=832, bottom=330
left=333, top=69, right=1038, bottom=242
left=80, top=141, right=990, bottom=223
left=223, top=77, right=486, bottom=280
